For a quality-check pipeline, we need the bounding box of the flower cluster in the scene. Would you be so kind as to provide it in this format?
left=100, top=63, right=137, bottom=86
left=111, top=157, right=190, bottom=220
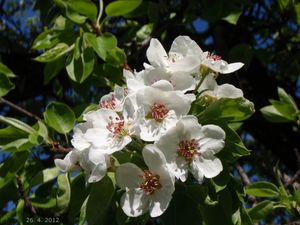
left=55, top=36, right=244, bottom=217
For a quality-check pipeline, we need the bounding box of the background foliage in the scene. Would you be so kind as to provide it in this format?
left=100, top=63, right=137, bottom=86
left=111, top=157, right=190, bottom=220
left=0, top=0, right=299, bottom=224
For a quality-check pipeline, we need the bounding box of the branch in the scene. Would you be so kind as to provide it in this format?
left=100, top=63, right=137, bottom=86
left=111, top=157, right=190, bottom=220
left=0, top=97, right=41, bottom=121
left=50, top=141, right=72, bottom=154
left=236, top=163, right=257, bottom=204
left=16, top=175, right=37, bottom=216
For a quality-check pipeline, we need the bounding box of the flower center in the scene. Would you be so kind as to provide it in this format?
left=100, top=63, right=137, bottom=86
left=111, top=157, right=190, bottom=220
left=146, top=103, right=169, bottom=122
left=100, top=94, right=116, bottom=110
left=106, top=116, right=128, bottom=138
left=207, top=52, right=221, bottom=61
left=177, top=139, right=200, bottom=161
left=139, top=170, right=162, bottom=195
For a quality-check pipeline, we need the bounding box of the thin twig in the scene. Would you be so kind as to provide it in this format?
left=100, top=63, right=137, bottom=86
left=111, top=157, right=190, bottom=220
left=0, top=97, right=41, bottom=121
left=50, top=141, right=72, bottom=154
left=16, top=175, right=37, bottom=216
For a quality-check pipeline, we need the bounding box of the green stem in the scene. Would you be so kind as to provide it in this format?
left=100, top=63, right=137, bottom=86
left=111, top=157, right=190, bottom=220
left=96, top=0, right=103, bottom=28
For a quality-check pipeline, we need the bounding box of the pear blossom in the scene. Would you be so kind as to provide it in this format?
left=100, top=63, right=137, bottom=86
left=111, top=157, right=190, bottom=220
left=145, top=36, right=204, bottom=73
left=155, top=115, right=225, bottom=183
left=99, top=85, right=128, bottom=111
left=198, top=74, right=244, bottom=106
left=200, top=51, right=244, bottom=74
left=116, top=144, right=175, bottom=217
left=124, top=68, right=196, bottom=93
left=135, top=84, right=194, bottom=141
left=54, top=148, right=111, bottom=183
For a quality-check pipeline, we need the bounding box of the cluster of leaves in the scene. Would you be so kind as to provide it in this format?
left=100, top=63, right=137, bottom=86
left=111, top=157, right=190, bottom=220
left=0, top=0, right=299, bottom=224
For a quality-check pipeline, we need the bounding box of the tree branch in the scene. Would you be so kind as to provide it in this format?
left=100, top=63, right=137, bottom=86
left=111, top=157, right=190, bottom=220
left=16, top=175, right=37, bottom=216
left=0, top=97, right=41, bottom=120
left=50, top=141, right=72, bottom=154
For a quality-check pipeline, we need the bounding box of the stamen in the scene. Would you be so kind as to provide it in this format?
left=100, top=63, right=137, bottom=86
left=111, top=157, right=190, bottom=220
left=207, top=52, right=221, bottom=61
left=106, top=116, right=128, bottom=138
left=100, top=94, right=117, bottom=110
left=147, top=103, right=169, bottom=122
left=177, top=139, right=200, bottom=161
left=139, top=170, right=162, bottom=195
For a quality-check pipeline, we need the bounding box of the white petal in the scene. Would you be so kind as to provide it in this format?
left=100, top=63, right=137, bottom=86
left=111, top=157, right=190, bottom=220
left=200, top=125, right=225, bottom=156
left=151, top=80, right=174, bottom=91
left=71, top=122, right=92, bottom=150
left=84, top=128, right=108, bottom=148
left=124, top=69, right=145, bottom=93
left=170, top=36, right=203, bottom=58
left=170, top=72, right=196, bottom=92
left=142, top=144, right=167, bottom=173
left=198, top=74, right=217, bottom=93
left=216, top=84, right=243, bottom=98
left=146, top=39, right=168, bottom=68
left=221, top=62, right=244, bottom=74
left=87, top=162, right=108, bottom=183
left=190, top=161, right=204, bottom=183
left=54, top=151, right=80, bottom=172
left=120, top=189, right=149, bottom=217
left=116, top=163, right=144, bottom=189
left=169, top=56, right=201, bottom=73
left=192, top=156, right=223, bottom=179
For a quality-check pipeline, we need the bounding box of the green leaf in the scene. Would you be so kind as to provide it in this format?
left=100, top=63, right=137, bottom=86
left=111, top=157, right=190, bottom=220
left=1, top=138, right=33, bottom=152
left=34, top=43, right=73, bottom=62
left=56, top=173, right=71, bottom=212
left=31, top=197, right=57, bottom=209
left=16, top=199, right=25, bottom=225
left=32, top=30, right=60, bottom=50
left=0, top=126, right=28, bottom=145
left=36, top=120, right=50, bottom=143
left=245, top=181, right=280, bottom=197
left=136, top=23, right=153, bottom=41
left=68, top=174, right=91, bottom=223
left=44, top=101, right=75, bottom=134
left=0, top=209, right=16, bottom=224
left=198, top=97, right=255, bottom=123
left=86, top=176, right=115, bottom=225
left=0, top=116, right=35, bottom=134
left=84, top=32, right=117, bottom=60
left=0, top=73, right=15, bottom=97
left=260, top=105, right=292, bottom=123
left=29, top=167, right=60, bottom=188
left=0, top=151, right=29, bottom=189
left=294, top=3, right=300, bottom=25
left=278, top=0, right=290, bottom=10
left=67, top=0, right=98, bottom=21
left=270, top=99, right=297, bottom=121
left=277, top=87, right=298, bottom=111
left=248, top=200, right=274, bottom=223
left=0, top=62, right=16, bottom=77
left=211, top=166, right=231, bottom=192
left=44, top=56, right=65, bottom=85
left=222, top=11, right=242, bottom=25
left=105, top=0, right=142, bottom=16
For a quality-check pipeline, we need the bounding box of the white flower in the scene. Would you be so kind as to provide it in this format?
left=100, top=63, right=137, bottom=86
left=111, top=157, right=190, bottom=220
left=135, top=84, right=194, bottom=141
left=200, top=52, right=244, bottom=74
left=82, top=108, right=136, bottom=154
left=99, top=85, right=128, bottom=111
left=155, top=115, right=225, bottom=183
left=54, top=148, right=111, bottom=183
left=146, top=36, right=203, bottom=73
left=124, top=68, right=196, bottom=94
left=116, top=144, right=175, bottom=217
left=198, top=74, right=243, bottom=105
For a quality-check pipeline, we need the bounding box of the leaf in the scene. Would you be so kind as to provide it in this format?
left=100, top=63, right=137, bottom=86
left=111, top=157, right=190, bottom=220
left=106, top=47, right=126, bottom=66
left=84, top=32, right=117, bottom=60
left=248, top=200, right=274, bottom=223
left=68, top=174, right=91, bottom=223
left=32, top=30, right=60, bottom=50
left=29, top=167, right=60, bottom=188
left=0, top=116, right=35, bottom=134
left=198, top=97, right=255, bottom=123
left=211, top=166, right=231, bottom=192
left=277, top=87, right=298, bottom=111
left=0, top=126, right=28, bottom=145
left=0, top=151, right=29, bottom=189
left=67, top=0, right=98, bottom=21
left=86, top=176, right=115, bottom=225
left=44, top=101, right=75, bottom=134
left=278, top=0, right=290, bottom=10
left=245, top=181, right=280, bottom=197
left=44, top=56, right=65, bottom=85
left=66, top=6, right=87, bottom=24
left=34, top=43, right=73, bottom=62
left=136, top=23, right=153, bottom=41
left=105, top=0, right=142, bottom=17
left=16, top=199, right=25, bottom=225
left=1, top=138, right=33, bottom=152
left=260, top=105, right=292, bottom=123
left=56, top=173, right=71, bottom=212
left=270, top=100, right=297, bottom=121
left=295, top=3, right=300, bottom=25
left=222, top=11, right=242, bottom=25
left=36, top=120, right=50, bottom=143
left=0, top=62, right=16, bottom=77
left=0, top=73, right=15, bottom=96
